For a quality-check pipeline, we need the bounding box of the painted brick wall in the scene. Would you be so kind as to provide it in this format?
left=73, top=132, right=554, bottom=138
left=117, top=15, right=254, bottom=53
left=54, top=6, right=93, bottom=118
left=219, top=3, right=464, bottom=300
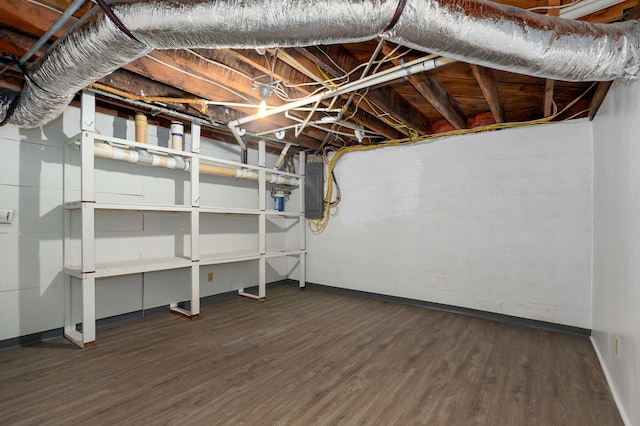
left=308, top=120, right=593, bottom=328
left=592, top=79, right=640, bottom=426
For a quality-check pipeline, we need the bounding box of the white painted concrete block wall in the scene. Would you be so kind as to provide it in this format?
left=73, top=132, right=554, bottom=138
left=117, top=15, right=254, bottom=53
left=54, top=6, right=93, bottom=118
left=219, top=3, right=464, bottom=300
left=0, top=107, right=290, bottom=341
left=307, top=120, right=593, bottom=328
left=592, top=79, right=640, bottom=426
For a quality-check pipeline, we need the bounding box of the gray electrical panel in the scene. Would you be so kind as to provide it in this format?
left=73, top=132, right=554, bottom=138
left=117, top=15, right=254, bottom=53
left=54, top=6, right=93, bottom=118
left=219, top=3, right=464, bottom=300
left=305, top=162, right=324, bottom=219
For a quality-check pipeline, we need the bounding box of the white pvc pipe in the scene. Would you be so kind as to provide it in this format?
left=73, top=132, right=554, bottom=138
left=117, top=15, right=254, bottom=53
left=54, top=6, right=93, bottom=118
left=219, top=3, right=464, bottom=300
left=559, top=0, right=626, bottom=19
left=170, top=121, right=184, bottom=151
left=94, top=142, right=188, bottom=170
left=228, top=56, right=455, bottom=129
left=134, top=113, right=148, bottom=144
left=274, top=143, right=292, bottom=170
left=93, top=142, right=299, bottom=186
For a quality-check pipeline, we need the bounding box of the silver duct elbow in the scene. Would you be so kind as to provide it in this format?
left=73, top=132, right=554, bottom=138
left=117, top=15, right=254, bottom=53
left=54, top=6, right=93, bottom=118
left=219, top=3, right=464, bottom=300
left=1, top=0, right=640, bottom=129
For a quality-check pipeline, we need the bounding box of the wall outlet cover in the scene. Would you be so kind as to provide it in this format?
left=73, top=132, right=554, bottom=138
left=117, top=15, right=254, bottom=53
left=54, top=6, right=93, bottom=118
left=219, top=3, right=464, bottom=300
left=0, top=209, right=15, bottom=224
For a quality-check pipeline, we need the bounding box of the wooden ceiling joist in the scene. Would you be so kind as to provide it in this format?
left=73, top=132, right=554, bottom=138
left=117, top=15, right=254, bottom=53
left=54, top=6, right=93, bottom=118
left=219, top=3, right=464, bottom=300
left=469, top=64, right=505, bottom=124
left=381, top=44, right=466, bottom=130
left=299, top=45, right=432, bottom=136
left=0, top=0, right=75, bottom=48
left=415, top=75, right=467, bottom=130
left=0, top=25, right=36, bottom=57
left=543, top=79, right=556, bottom=118
left=588, top=81, right=614, bottom=121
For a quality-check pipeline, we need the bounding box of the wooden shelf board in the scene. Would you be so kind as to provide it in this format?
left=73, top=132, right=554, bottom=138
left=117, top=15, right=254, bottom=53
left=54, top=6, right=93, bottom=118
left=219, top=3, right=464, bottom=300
left=65, top=256, right=193, bottom=279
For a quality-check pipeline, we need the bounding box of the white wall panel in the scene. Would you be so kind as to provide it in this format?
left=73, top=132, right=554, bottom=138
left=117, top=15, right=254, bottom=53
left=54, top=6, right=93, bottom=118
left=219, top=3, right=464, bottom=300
left=308, top=120, right=593, bottom=328
left=592, top=79, right=640, bottom=426
left=0, top=233, right=62, bottom=292
left=0, top=285, right=64, bottom=341
left=0, top=106, right=291, bottom=342
left=0, top=138, right=63, bottom=189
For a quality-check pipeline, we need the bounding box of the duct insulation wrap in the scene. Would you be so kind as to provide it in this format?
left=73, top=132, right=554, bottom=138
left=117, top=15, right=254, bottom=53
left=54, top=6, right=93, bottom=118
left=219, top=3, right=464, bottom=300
left=390, top=0, right=640, bottom=82
left=116, top=0, right=398, bottom=49
left=6, top=9, right=151, bottom=128
left=0, top=0, right=397, bottom=128
left=2, top=0, right=640, bottom=128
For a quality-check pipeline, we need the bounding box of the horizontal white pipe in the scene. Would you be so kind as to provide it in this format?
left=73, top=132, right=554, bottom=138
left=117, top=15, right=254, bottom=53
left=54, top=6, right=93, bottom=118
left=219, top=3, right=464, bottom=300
left=204, top=99, right=340, bottom=113
left=559, top=0, right=626, bottom=19
left=94, top=142, right=188, bottom=170
left=228, top=56, right=455, bottom=128
left=94, top=142, right=299, bottom=186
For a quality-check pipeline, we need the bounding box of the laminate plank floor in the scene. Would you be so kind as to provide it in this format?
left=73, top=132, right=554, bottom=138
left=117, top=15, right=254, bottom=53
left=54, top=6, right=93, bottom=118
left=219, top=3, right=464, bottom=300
left=0, top=284, right=623, bottom=425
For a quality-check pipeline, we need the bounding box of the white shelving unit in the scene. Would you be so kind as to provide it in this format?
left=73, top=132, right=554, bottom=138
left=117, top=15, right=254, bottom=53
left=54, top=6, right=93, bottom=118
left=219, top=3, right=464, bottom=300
left=63, top=92, right=306, bottom=348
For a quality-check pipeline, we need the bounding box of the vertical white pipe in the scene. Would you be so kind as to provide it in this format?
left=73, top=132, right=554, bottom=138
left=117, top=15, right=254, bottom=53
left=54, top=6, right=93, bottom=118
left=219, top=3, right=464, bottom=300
left=274, top=143, right=292, bottom=170
left=171, top=120, right=184, bottom=151
left=135, top=113, right=148, bottom=144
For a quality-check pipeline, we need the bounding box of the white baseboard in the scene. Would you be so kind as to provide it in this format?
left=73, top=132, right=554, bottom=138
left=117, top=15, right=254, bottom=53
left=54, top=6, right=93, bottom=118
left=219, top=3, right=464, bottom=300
left=590, top=336, right=631, bottom=426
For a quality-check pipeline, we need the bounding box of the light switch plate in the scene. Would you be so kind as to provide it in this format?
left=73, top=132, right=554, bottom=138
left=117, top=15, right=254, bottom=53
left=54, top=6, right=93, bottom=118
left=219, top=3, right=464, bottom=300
left=0, top=209, right=15, bottom=224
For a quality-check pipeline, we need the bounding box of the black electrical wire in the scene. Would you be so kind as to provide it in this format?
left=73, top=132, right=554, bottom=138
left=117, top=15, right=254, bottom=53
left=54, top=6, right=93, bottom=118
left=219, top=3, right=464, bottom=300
left=3, top=53, right=54, bottom=95
left=0, top=52, right=59, bottom=126
left=95, top=0, right=142, bottom=44
left=0, top=54, right=24, bottom=127
left=383, top=0, right=407, bottom=32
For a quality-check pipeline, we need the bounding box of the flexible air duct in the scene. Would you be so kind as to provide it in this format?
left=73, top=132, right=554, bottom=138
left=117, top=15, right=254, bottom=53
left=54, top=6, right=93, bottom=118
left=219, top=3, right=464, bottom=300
left=1, top=0, right=639, bottom=128
left=388, top=0, right=640, bottom=81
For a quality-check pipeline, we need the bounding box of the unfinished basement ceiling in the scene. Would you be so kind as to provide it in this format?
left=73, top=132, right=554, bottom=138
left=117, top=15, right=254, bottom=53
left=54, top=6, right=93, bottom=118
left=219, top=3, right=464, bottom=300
left=0, top=0, right=638, bottom=151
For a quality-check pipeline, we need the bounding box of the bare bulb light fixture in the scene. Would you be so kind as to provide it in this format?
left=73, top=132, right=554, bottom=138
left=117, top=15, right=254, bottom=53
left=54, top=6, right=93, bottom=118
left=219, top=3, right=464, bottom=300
left=257, top=83, right=273, bottom=117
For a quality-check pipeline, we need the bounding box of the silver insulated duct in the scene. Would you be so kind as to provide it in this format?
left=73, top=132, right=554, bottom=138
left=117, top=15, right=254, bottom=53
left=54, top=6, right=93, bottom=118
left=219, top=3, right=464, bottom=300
left=1, top=0, right=640, bottom=128
left=388, top=0, right=640, bottom=81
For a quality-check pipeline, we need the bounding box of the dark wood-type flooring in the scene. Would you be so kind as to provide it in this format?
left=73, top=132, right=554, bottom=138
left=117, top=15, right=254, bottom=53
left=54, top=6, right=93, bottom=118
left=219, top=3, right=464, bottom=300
left=0, top=284, right=623, bottom=425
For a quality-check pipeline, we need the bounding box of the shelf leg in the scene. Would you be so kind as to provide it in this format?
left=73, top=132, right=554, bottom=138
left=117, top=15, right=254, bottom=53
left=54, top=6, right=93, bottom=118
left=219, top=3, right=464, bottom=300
left=190, top=263, right=200, bottom=318
left=63, top=275, right=82, bottom=347
left=259, top=256, right=266, bottom=299
left=169, top=264, right=199, bottom=319
left=299, top=151, right=306, bottom=288
left=299, top=253, right=306, bottom=289
left=237, top=140, right=267, bottom=302
left=65, top=275, right=96, bottom=349
left=82, top=276, right=96, bottom=347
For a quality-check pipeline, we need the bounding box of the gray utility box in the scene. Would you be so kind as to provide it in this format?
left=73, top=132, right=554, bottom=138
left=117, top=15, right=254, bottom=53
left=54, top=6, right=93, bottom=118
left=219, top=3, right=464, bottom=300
left=305, top=161, right=324, bottom=219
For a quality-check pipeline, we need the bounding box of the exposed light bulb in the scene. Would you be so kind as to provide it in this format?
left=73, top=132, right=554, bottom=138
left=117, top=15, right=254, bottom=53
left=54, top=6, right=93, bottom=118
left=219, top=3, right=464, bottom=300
left=258, top=99, right=267, bottom=117
left=319, top=116, right=339, bottom=123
